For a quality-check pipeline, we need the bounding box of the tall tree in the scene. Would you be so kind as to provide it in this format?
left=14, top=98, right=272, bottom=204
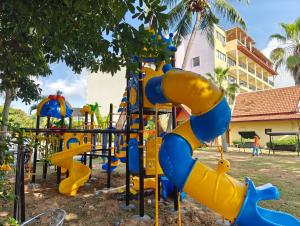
left=0, top=0, right=168, bottom=163
left=163, top=0, right=247, bottom=69
left=207, top=67, right=239, bottom=151
left=270, top=17, right=300, bottom=85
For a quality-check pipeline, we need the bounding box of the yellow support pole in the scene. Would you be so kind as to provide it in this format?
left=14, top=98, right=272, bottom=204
left=155, top=104, right=159, bottom=226
left=178, top=192, right=181, bottom=226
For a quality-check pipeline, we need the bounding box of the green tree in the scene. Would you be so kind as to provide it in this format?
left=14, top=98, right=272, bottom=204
left=0, top=106, right=35, bottom=128
left=270, top=17, right=300, bottom=85
left=206, top=67, right=239, bottom=101
left=206, top=67, right=239, bottom=151
left=0, top=0, right=168, bottom=163
left=163, top=0, right=247, bottom=69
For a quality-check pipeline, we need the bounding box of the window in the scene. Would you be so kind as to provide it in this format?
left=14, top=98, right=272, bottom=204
left=216, top=50, right=226, bottom=62
left=227, top=57, right=236, bottom=67
left=192, top=56, right=200, bottom=67
left=216, top=31, right=226, bottom=45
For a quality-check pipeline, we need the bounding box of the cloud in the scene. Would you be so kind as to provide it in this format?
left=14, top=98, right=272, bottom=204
left=262, top=40, right=294, bottom=88
left=38, top=67, right=88, bottom=106
left=45, top=76, right=87, bottom=99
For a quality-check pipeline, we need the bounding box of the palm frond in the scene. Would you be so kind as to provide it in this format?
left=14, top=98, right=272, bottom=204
left=206, top=72, right=216, bottom=82
left=29, top=104, right=38, bottom=115
left=173, top=11, right=192, bottom=45
left=280, top=22, right=297, bottom=40
left=270, top=47, right=285, bottom=70
left=269, top=34, right=287, bottom=43
left=295, top=17, right=300, bottom=33
left=286, top=55, right=300, bottom=71
left=161, top=0, right=178, bottom=7
left=213, top=0, right=246, bottom=29
left=168, top=1, right=187, bottom=28
left=200, top=6, right=219, bottom=47
left=236, top=0, right=250, bottom=3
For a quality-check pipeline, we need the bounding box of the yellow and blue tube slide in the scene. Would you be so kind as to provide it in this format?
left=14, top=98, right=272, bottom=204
left=144, top=63, right=300, bottom=226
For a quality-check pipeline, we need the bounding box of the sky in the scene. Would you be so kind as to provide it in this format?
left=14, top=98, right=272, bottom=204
left=4, top=0, right=300, bottom=113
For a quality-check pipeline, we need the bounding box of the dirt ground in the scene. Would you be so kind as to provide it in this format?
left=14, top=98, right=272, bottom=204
left=1, top=164, right=217, bottom=226
left=1, top=149, right=299, bottom=225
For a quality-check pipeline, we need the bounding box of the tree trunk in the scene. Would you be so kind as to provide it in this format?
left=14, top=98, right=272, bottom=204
left=1, top=89, right=14, bottom=133
left=181, top=12, right=202, bottom=69
left=0, top=89, right=14, bottom=164
left=221, top=133, right=228, bottom=152
left=293, top=64, right=300, bottom=85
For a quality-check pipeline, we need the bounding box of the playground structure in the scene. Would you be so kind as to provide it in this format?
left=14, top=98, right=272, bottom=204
left=11, top=30, right=300, bottom=226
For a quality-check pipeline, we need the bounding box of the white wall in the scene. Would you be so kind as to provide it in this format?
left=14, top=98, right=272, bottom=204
left=87, top=68, right=126, bottom=116
left=175, top=31, right=215, bottom=77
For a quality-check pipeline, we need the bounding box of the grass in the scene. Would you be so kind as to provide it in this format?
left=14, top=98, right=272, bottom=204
left=195, top=148, right=300, bottom=218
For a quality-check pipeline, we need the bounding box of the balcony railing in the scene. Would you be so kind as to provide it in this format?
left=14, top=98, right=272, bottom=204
left=249, top=85, right=256, bottom=91
left=227, top=58, right=236, bottom=67
left=239, top=80, right=247, bottom=87
left=239, top=62, right=247, bottom=70
left=248, top=67, right=255, bottom=74
left=228, top=76, right=237, bottom=84
left=257, top=72, right=262, bottom=79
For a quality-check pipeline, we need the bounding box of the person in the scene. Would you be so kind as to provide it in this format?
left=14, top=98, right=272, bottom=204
left=253, top=135, right=260, bottom=156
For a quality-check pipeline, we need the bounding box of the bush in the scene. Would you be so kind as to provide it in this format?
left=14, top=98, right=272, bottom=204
left=267, top=137, right=298, bottom=147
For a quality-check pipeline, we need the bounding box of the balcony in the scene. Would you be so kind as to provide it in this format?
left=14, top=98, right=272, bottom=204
left=228, top=76, right=237, bottom=84
left=263, top=77, right=268, bottom=83
left=257, top=72, right=262, bottom=79
left=249, top=85, right=256, bottom=91
left=239, top=62, right=247, bottom=70
left=227, top=58, right=236, bottom=67
left=248, top=67, right=255, bottom=74
left=239, top=80, right=247, bottom=87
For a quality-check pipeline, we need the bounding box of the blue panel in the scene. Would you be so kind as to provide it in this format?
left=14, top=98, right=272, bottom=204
left=128, top=75, right=139, bottom=111
left=161, top=176, right=186, bottom=200
left=167, top=46, right=177, bottom=52
left=159, top=133, right=195, bottom=190
left=40, top=99, right=73, bottom=118
left=190, top=98, right=231, bottom=142
left=128, top=138, right=139, bottom=174
left=145, top=76, right=169, bottom=105
left=162, top=64, right=172, bottom=73
left=65, top=104, right=73, bottom=118
left=234, top=178, right=300, bottom=226
left=102, top=163, right=117, bottom=173
left=120, top=157, right=126, bottom=163
left=143, top=58, right=157, bottom=63
left=66, top=138, right=80, bottom=149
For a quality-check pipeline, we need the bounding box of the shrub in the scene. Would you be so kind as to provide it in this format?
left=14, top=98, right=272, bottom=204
left=267, top=137, right=298, bottom=147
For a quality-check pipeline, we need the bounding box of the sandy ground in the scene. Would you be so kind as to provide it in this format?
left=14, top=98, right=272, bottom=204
left=2, top=149, right=299, bottom=225
left=1, top=165, right=217, bottom=226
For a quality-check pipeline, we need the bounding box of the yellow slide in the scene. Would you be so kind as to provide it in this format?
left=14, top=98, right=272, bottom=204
left=143, top=63, right=300, bottom=225
left=49, top=144, right=92, bottom=196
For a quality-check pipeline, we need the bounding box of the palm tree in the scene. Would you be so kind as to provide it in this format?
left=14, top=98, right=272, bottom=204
left=206, top=67, right=239, bottom=151
left=163, top=0, right=248, bottom=69
left=270, top=17, right=300, bottom=85
left=206, top=67, right=239, bottom=101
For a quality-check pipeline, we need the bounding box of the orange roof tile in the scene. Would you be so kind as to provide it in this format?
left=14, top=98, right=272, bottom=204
left=232, top=86, right=300, bottom=122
